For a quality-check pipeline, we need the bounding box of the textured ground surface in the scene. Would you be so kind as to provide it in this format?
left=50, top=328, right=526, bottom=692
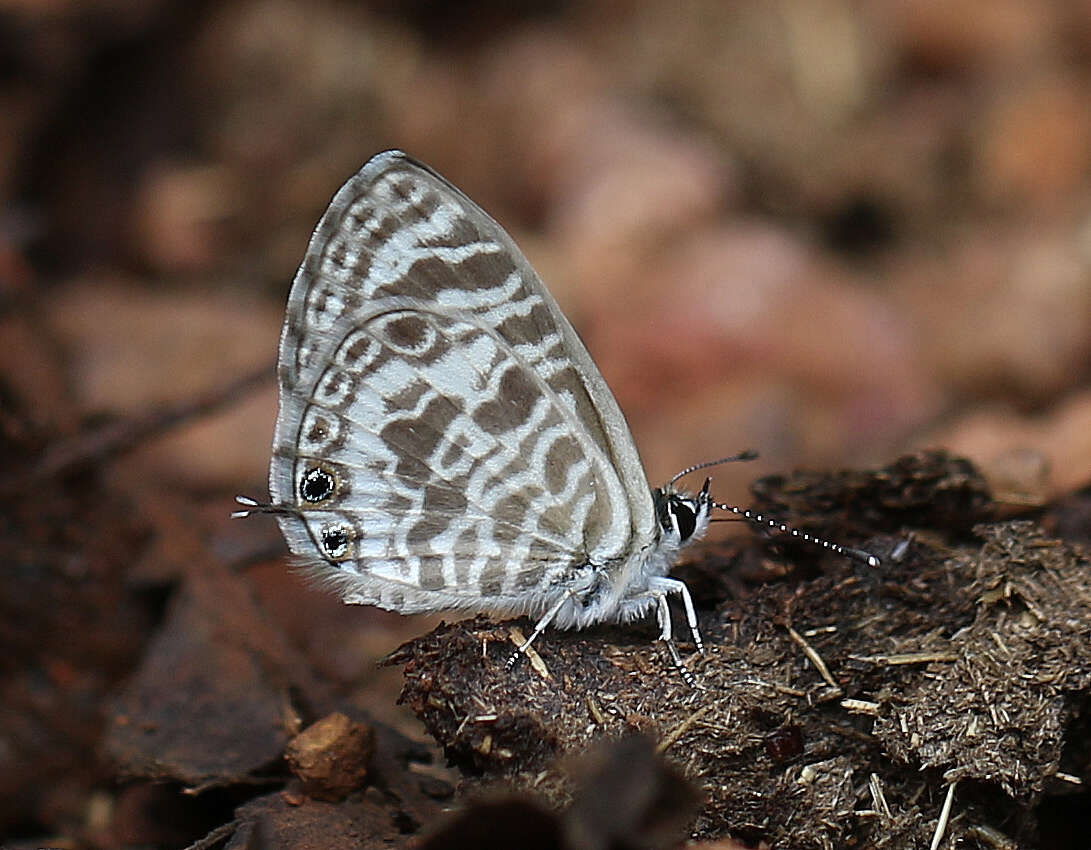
left=395, top=454, right=1091, bottom=848
left=5, top=2, right=1091, bottom=848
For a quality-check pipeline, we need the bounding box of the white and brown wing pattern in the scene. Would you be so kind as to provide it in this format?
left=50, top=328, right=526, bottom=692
left=269, top=152, right=660, bottom=619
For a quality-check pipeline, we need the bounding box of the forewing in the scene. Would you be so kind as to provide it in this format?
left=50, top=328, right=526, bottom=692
left=270, top=152, right=655, bottom=612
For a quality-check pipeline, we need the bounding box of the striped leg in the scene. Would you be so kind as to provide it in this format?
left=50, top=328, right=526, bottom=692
left=506, top=591, right=575, bottom=669
left=648, top=576, right=704, bottom=653
left=652, top=591, right=697, bottom=688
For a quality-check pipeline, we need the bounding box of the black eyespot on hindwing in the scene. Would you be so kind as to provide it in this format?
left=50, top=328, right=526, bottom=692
left=300, top=466, right=336, bottom=503
left=321, top=524, right=351, bottom=559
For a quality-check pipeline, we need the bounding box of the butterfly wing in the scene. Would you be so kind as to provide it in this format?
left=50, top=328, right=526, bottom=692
left=270, top=152, right=656, bottom=614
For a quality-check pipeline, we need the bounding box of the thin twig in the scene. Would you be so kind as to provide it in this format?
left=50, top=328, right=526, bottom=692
left=786, top=625, right=841, bottom=694
left=929, top=781, right=957, bottom=850
left=0, top=365, right=272, bottom=496
left=181, top=821, right=238, bottom=850
left=850, top=652, right=959, bottom=665
left=508, top=626, right=550, bottom=680
left=868, top=773, right=892, bottom=818
left=657, top=701, right=720, bottom=754
left=841, top=698, right=880, bottom=715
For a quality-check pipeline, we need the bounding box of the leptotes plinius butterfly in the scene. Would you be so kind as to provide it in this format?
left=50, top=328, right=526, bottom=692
left=237, top=151, right=878, bottom=683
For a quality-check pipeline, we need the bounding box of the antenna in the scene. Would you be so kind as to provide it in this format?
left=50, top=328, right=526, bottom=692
left=669, top=449, right=758, bottom=486
left=231, top=495, right=288, bottom=519
left=711, top=499, right=881, bottom=568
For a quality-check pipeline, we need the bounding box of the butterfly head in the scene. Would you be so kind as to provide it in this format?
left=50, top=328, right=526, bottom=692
left=654, top=476, right=713, bottom=548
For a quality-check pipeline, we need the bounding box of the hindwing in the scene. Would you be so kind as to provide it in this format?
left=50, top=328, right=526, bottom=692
left=270, top=152, right=656, bottom=613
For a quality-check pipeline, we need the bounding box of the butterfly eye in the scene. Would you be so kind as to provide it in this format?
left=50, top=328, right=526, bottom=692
left=300, top=466, right=337, bottom=503
left=321, top=523, right=352, bottom=559
left=670, top=498, right=698, bottom=541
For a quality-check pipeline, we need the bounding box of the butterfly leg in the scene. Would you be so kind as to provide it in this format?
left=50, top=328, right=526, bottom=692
left=506, top=590, right=575, bottom=670
left=647, top=576, right=704, bottom=653
left=652, top=591, right=698, bottom=688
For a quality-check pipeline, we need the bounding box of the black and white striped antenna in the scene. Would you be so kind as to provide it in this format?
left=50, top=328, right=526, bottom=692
left=711, top=499, right=880, bottom=567
left=670, top=451, right=880, bottom=568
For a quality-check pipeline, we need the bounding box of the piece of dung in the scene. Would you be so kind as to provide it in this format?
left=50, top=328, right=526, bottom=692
left=284, top=712, right=375, bottom=801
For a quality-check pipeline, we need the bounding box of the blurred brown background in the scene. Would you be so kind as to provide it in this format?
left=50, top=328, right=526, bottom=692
left=3, top=0, right=1091, bottom=846
left=8, top=0, right=1091, bottom=505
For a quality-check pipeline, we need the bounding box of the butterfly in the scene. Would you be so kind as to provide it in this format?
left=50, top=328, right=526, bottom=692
left=236, top=151, right=878, bottom=683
